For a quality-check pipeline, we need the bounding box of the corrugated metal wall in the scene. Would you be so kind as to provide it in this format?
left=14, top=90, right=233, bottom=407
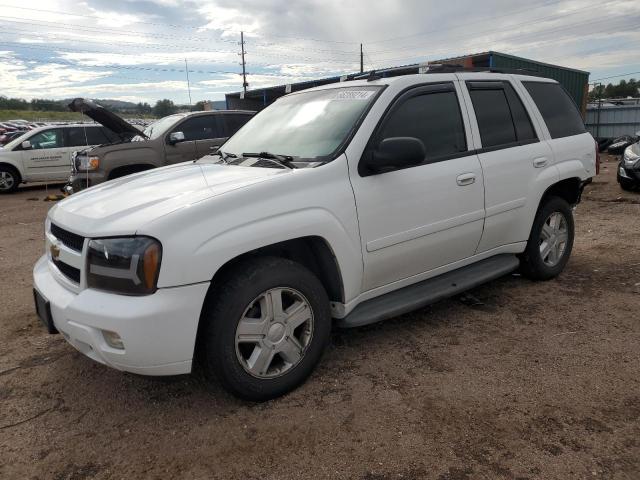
left=585, top=105, right=640, bottom=138
left=490, top=52, right=589, bottom=113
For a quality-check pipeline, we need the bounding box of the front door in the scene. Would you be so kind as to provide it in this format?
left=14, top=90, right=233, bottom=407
left=350, top=82, right=485, bottom=291
left=20, top=128, right=70, bottom=182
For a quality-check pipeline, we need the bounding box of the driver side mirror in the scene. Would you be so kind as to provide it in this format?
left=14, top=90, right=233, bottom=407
left=364, top=137, right=426, bottom=175
left=21, top=140, right=32, bottom=150
left=168, top=131, right=185, bottom=145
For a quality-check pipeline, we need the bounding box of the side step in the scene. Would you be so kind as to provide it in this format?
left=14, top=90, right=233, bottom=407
left=337, top=254, right=520, bottom=328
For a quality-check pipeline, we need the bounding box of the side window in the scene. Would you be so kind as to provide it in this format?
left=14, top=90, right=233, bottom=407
left=67, top=127, right=111, bottom=147
left=523, top=82, right=586, bottom=139
left=221, top=114, right=252, bottom=137
left=172, top=116, right=219, bottom=141
left=468, top=88, right=517, bottom=148
left=378, top=89, right=467, bottom=160
left=27, top=129, right=63, bottom=149
left=503, top=83, right=537, bottom=142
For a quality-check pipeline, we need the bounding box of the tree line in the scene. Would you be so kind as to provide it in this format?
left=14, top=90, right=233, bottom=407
left=589, top=78, right=639, bottom=101
left=0, top=96, right=212, bottom=117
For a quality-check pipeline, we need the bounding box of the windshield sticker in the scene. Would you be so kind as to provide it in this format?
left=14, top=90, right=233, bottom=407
left=332, top=90, right=376, bottom=100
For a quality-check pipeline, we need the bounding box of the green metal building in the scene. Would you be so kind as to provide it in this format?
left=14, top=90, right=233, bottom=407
left=226, top=51, right=590, bottom=115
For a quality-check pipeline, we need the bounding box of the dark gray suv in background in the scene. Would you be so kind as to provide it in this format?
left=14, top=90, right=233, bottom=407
left=66, top=98, right=254, bottom=193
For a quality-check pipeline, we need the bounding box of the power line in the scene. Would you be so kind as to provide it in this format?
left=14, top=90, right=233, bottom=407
left=366, top=0, right=567, bottom=45
left=593, top=71, right=640, bottom=81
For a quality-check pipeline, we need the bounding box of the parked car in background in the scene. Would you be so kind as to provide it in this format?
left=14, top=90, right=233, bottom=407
left=0, top=130, right=28, bottom=146
left=618, top=140, right=640, bottom=191
left=608, top=134, right=638, bottom=155
left=34, top=72, right=596, bottom=400
left=65, top=98, right=255, bottom=193
left=0, top=124, right=122, bottom=193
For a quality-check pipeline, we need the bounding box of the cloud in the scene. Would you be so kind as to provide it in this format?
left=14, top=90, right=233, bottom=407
left=0, top=0, right=639, bottom=103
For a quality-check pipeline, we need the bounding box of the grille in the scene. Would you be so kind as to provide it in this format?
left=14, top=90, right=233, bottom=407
left=53, top=258, right=81, bottom=283
left=51, top=223, right=85, bottom=252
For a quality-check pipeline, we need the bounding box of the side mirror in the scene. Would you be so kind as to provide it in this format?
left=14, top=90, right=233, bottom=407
left=168, top=131, right=185, bottom=145
left=209, top=145, right=220, bottom=154
left=21, top=140, right=32, bottom=150
left=365, top=137, right=426, bottom=174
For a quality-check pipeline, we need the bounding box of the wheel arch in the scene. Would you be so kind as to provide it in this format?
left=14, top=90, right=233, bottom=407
left=541, top=176, right=583, bottom=206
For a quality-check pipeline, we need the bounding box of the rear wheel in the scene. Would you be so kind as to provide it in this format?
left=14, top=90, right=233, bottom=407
left=520, top=196, right=574, bottom=280
left=199, top=257, right=331, bottom=401
left=0, top=165, right=20, bottom=193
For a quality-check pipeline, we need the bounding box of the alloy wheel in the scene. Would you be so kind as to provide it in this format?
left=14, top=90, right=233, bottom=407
left=539, top=211, right=568, bottom=267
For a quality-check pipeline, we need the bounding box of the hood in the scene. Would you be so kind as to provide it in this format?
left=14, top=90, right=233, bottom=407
left=68, top=98, right=146, bottom=139
left=50, top=162, right=288, bottom=236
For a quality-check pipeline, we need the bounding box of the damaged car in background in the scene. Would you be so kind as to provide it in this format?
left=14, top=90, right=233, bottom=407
left=65, top=98, right=255, bottom=193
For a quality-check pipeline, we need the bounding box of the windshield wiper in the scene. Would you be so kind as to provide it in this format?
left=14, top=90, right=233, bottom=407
left=242, top=151, right=297, bottom=169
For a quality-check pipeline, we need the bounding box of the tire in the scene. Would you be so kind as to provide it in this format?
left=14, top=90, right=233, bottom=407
left=199, top=256, right=331, bottom=401
left=0, top=165, right=20, bottom=193
left=618, top=174, right=636, bottom=192
left=520, top=196, right=575, bottom=281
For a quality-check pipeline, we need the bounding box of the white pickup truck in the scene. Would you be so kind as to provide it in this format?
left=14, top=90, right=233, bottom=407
left=33, top=72, right=596, bottom=400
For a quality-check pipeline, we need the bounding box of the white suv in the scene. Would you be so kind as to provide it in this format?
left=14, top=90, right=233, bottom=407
left=0, top=124, right=121, bottom=193
left=33, top=72, right=596, bottom=400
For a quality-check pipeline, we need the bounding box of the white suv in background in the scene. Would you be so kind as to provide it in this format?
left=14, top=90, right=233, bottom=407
left=0, top=124, right=121, bottom=193
left=33, top=72, right=596, bottom=400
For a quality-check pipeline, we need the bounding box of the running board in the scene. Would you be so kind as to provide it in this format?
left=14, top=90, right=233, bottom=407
left=337, top=254, right=520, bottom=328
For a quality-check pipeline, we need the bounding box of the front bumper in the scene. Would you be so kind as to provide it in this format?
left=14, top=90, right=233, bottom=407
left=65, top=171, right=108, bottom=194
left=618, top=161, right=640, bottom=183
left=33, top=255, right=209, bottom=375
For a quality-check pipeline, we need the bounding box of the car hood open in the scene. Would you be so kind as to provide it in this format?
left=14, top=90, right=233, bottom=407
left=68, top=98, right=147, bottom=139
left=49, top=162, right=288, bottom=236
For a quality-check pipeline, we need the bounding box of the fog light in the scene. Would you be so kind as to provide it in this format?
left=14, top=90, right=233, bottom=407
left=102, top=330, right=124, bottom=350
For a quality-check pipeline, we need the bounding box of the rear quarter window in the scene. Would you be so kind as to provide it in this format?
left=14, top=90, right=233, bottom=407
left=522, top=82, right=585, bottom=139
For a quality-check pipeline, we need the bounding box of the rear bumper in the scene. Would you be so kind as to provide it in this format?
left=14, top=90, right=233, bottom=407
left=33, top=255, right=210, bottom=375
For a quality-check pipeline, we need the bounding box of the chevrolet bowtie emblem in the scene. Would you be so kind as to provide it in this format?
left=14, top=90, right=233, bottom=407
left=50, top=242, right=61, bottom=261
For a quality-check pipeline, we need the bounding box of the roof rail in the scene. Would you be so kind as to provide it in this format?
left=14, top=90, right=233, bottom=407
left=345, top=64, right=542, bottom=83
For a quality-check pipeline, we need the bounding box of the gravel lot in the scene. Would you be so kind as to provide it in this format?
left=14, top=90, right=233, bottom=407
left=1, top=155, right=639, bottom=480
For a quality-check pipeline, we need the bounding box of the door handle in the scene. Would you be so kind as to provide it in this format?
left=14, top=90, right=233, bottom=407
left=456, top=173, right=476, bottom=186
left=533, top=157, right=548, bottom=168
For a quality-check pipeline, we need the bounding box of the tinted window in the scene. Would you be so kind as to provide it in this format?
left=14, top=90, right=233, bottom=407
left=379, top=90, right=467, bottom=159
left=523, top=82, right=585, bottom=139
left=67, top=127, right=112, bottom=147
left=28, top=129, right=63, bottom=149
left=503, top=84, right=536, bottom=142
left=173, top=115, right=220, bottom=141
left=469, top=89, right=516, bottom=148
left=222, top=114, right=252, bottom=137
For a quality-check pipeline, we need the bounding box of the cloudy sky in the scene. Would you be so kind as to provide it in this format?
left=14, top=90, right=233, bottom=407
left=1, top=0, right=639, bottom=104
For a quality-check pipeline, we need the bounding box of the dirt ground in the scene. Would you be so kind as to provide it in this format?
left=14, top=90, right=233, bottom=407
left=1, top=155, right=639, bottom=480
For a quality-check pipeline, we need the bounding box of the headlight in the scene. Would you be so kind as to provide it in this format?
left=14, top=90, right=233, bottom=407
left=87, top=237, right=162, bottom=295
left=77, top=155, right=100, bottom=171
left=623, top=148, right=639, bottom=167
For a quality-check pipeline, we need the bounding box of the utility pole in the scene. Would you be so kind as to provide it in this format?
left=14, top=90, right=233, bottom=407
left=240, top=31, right=248, bottom=94
left=185, top=58, right=192, bottom=107
left=360, top=43, right=364, bottom=73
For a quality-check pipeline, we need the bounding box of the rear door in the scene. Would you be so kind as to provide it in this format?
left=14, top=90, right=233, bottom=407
left=20, top=128, right=69, bottom=181
left=460, top=77, right=556, bottom=252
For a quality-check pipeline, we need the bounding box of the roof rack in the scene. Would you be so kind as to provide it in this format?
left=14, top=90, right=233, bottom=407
left=345, top=64, right=542, bottom=82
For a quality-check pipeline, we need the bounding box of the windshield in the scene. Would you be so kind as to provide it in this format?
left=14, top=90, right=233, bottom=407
left=141, top=114, right=185, bottom=140
left=222, top=86, right=382, bottom=159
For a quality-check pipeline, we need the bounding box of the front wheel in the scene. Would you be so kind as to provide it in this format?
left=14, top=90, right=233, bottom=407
left=0, top=165, right=20, bottom=193
left=618, top=174, right=636, bottom=192
left=199, top=257, right=331, bottom=401
left=520, top=196, right=575, bottom=280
